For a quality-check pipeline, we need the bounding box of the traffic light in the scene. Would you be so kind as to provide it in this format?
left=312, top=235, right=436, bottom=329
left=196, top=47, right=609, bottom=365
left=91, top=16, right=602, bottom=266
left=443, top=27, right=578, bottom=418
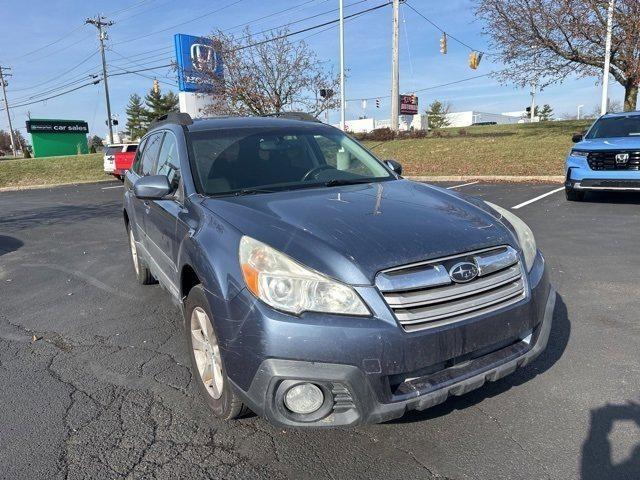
left=468, top=51, right=483, bottom=70
left=320, top=88, right=334, bottom=99
left=439, top=33, right=447, bottom=54
left=376, top=98, right=380, bottom=108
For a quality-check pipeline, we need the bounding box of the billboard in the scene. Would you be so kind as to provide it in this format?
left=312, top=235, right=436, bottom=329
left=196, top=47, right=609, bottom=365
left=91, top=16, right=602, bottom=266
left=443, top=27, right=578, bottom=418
left=400, top=94, right=419, bottom=115
left=174, top=34, right=223, bottom=93
left=26, top=119, right=88, bottom=133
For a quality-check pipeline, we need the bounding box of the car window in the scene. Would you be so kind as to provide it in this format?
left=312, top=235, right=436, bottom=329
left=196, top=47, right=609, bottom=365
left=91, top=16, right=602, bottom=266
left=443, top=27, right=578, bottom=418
left=125, top=144, right=138, bottom=152
left=131, top=138, right=147, bottom=175
left=155, top=133, right=180, bottom=189
left=140, top=133, right=164, bottom=176
left=104, top=146, right=121, bottom=156
left=188, top=126, right=393, bottom=196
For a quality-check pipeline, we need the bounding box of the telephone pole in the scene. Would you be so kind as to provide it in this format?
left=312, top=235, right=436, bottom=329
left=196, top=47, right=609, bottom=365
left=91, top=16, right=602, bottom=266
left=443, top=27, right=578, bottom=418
left=530, top=83, right=536, bottom=123
left=601, top=0, right=615, bottom=115
left=86, top=15, right=115, bottom=144
left=390, top=0, right=400, bottom=132
left=338, top=0, right=346, bottom=131
left=0, top=66, right=17, bottom=157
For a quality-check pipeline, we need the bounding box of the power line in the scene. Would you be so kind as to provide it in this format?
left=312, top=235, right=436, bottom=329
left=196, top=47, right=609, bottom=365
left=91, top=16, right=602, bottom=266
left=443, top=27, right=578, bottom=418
left=347, top=73, right=495, bottom=101
left=2, top=79, right=100, bottom=111
left=112, top=0, right=248, bottom=46
left=404, top=2, right=489, bottom=55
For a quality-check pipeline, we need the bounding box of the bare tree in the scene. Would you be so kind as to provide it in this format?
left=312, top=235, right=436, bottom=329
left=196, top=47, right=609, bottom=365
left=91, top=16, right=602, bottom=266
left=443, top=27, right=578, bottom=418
left=476, top=0, right=640, bottom=111
left=199, top=28, right=340, bottom=117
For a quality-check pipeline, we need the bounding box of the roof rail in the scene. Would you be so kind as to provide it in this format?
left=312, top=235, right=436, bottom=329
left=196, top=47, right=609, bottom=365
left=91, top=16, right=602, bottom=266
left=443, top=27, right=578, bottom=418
left=262, top=111, right=321, bottom=123
left=151, top=112, right=193, bottom=127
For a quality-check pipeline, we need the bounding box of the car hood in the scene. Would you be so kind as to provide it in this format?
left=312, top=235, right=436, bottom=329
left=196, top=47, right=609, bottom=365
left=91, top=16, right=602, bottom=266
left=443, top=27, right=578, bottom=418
left=575, top=137, right=640, bottom=150
left=202, top=179, right=516, bottom=285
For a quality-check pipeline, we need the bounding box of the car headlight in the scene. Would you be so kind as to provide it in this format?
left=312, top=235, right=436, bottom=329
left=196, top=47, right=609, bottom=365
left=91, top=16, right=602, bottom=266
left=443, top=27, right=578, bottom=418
left=239, top=236, right=369, bottom=316
left=485, top=202, right=537, bottom=272
left=570, top=149, right=589, bottom=157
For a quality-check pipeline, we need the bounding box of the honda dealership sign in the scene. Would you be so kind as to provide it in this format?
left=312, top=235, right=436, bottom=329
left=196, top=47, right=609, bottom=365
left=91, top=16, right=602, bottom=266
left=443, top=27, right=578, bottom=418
left=174, top=34, right=223, bottom=93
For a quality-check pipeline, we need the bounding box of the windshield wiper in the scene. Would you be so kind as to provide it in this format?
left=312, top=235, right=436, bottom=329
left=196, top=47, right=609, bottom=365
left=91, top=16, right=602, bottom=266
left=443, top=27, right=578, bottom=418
left=233, top=187, right=278, bottom=196
left=324, top=178, right=374, bottom=187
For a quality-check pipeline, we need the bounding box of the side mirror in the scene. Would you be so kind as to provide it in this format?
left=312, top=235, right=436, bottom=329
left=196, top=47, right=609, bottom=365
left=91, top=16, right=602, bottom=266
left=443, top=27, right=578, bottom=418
left=385, top=159, right=403, bottom=176
left=133, top=175, right=172, bottom=200
left=572, top=132, right=584, bottom=143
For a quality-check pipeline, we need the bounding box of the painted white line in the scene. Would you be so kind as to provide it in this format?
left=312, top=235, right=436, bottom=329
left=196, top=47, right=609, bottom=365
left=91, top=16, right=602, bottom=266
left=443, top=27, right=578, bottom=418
left=511, top=187, right=564, bottom=210
left=446, top=181, right=480, bottom=190
left=101, top=185, right=124, bottom=190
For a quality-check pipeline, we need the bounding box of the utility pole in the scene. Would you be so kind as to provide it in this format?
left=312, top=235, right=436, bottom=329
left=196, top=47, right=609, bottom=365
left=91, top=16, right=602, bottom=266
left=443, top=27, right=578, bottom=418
left=530, top=82, right=536, bottom=123
left=577, top=104, right=584, bottom=120
left=601, top=0, right=615, bottom=115
left=390, top=0, right=400, bottom=132
left=0, top=66, right=17, bottom=157
left=86, top=15, right=115, bottom=144
left=339, top=0, right=346, bottom=131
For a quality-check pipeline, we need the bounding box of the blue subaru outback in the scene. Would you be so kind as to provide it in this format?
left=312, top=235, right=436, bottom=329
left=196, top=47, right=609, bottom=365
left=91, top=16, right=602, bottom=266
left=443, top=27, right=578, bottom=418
left=565, top=111, right=640, bottom=201
left=123, top=112, right=555, bottom=427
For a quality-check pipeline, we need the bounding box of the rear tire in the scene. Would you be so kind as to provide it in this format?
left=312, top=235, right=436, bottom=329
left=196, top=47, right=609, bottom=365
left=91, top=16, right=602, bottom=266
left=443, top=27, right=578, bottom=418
left=184, top=285, right=246, bottom=420
left=565, top=187, right=585, bottom=202
left=128, top=224, right=155, bottom=284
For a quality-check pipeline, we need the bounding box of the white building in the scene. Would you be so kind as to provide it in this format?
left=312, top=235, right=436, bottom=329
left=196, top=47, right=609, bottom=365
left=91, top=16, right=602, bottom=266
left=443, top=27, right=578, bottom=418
left=443, top=111, right=521, bottom=127
left=340, top=114, right=428, bottom=133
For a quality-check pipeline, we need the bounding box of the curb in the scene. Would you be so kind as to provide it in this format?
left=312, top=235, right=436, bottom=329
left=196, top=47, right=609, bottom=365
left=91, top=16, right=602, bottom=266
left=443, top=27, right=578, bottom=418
left=406, top=175, right=564, bottom=184
left=0, top=178, right=114, bottom=192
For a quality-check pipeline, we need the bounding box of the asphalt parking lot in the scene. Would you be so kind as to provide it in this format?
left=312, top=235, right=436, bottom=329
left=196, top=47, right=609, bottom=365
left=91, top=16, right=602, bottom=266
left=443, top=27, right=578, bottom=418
left=1, top=180, right=639, bottom=480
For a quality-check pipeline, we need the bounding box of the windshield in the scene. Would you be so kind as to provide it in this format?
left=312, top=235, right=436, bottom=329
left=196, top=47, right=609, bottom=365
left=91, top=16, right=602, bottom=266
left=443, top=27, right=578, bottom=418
left=188, top=126, right=394, bottom=196
left=585, top=116, right=640, bottom=139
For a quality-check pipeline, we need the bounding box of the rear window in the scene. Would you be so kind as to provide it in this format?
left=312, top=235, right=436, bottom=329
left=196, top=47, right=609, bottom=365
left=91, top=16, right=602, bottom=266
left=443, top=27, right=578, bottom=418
left=125, top=145, right=138, bottom=152
left=104, top=146, right=121, bottom=156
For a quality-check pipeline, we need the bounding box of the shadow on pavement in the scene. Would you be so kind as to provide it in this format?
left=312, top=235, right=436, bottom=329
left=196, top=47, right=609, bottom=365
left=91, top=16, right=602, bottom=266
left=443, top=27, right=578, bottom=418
left=582, top=191, right=640, bottom=205
left=0, top=202, right=120, bottom=230
left=581, top=400, right=640, bottom=480
left=389, top=294, right=570, bottom=424
left=0, top=235, right=23, bottom=256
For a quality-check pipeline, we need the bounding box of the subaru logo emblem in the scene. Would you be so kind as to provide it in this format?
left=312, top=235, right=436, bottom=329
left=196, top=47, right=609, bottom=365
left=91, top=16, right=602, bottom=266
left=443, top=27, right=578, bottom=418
left=616, top=153, right=629, bottom=164
left=449, top=262, right=479, bottom=283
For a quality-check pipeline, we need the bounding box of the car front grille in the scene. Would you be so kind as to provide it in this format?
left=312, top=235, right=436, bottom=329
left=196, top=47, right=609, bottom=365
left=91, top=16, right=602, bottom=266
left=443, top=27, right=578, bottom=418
left=587, top=151, right=640, bottom=171
left=376, top=246, right=527, bottom=332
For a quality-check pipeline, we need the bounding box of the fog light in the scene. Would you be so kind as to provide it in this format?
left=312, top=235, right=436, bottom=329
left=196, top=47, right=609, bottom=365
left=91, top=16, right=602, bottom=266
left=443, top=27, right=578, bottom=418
left=283, top=383, right=324, bottom=414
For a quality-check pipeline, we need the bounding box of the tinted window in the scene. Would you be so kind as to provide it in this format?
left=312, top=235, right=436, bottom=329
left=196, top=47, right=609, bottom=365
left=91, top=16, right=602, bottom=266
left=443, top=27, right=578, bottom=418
left=189, top=126, right=392, bottom=195
left=140, top=133, right=163, bottom=176
left=586, top=116, right=640, bottom=139
left=104, top=146, right=121, bottom=156
left=156, top=133, right=180, bottom=188
left=125, top=144, right=138, bottom=152
left=131, top=138, right=147, bottom=174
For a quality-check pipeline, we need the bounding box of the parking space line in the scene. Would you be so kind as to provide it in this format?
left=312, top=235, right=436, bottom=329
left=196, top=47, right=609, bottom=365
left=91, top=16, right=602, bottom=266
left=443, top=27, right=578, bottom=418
left=511, top=187, right=564, bottom=210
left=446, top=181, right=479, bottom=190
left=101, top=185, right=124, bottom=190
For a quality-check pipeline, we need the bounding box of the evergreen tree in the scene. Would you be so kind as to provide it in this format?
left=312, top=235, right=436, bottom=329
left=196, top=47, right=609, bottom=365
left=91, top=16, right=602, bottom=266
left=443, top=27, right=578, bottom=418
left=426, top=100, right=452, bottom=130
left=125, top=94, right=148, bottom=140
left=538, top=104, right=554, bottom=121
left=143, top=85, right=179, bottom=124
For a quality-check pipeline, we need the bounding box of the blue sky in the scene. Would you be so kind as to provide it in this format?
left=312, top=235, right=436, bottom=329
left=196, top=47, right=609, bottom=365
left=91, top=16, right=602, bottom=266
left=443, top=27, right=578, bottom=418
left=0, top=0, right=624, bottom=138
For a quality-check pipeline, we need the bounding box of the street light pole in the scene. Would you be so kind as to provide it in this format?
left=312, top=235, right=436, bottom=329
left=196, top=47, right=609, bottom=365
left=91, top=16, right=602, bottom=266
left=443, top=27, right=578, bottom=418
left=390, top=0, right=400, bottom=132
left=86, top=15, right=115, bottom=144
left=339, top=0, right=346, bottom=131
left=577, top=104, right=584, bottom=120
left=601, top=0, right=615, bottom=115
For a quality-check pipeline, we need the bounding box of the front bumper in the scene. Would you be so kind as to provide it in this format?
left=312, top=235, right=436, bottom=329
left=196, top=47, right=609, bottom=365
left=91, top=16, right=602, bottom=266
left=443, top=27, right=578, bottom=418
left=217, top=253, right=555, bottom=427
left=566, top=156, right=640, bottom=191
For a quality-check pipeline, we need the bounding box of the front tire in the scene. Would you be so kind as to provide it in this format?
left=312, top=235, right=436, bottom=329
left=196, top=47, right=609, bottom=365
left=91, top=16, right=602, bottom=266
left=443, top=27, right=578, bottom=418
left=184, top=285, right=246, bottom=420
left=128, top=224, right=155, bottom=284
left=565, top=187, right=585, bottom=202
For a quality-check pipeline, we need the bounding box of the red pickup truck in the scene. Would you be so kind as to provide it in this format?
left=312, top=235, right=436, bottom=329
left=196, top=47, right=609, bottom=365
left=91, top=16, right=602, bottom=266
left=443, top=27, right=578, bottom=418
left=114, top=148, right=137, bottom=180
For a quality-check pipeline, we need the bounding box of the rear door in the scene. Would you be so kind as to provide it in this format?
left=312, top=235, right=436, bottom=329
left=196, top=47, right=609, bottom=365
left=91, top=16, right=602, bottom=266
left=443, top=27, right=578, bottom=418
left=143, top=131, right=183, bottom=296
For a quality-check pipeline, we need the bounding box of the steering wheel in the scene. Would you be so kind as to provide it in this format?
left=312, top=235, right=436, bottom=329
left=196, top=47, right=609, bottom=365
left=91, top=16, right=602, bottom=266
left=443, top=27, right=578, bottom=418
left=301, top=165, right=336, bottom=181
